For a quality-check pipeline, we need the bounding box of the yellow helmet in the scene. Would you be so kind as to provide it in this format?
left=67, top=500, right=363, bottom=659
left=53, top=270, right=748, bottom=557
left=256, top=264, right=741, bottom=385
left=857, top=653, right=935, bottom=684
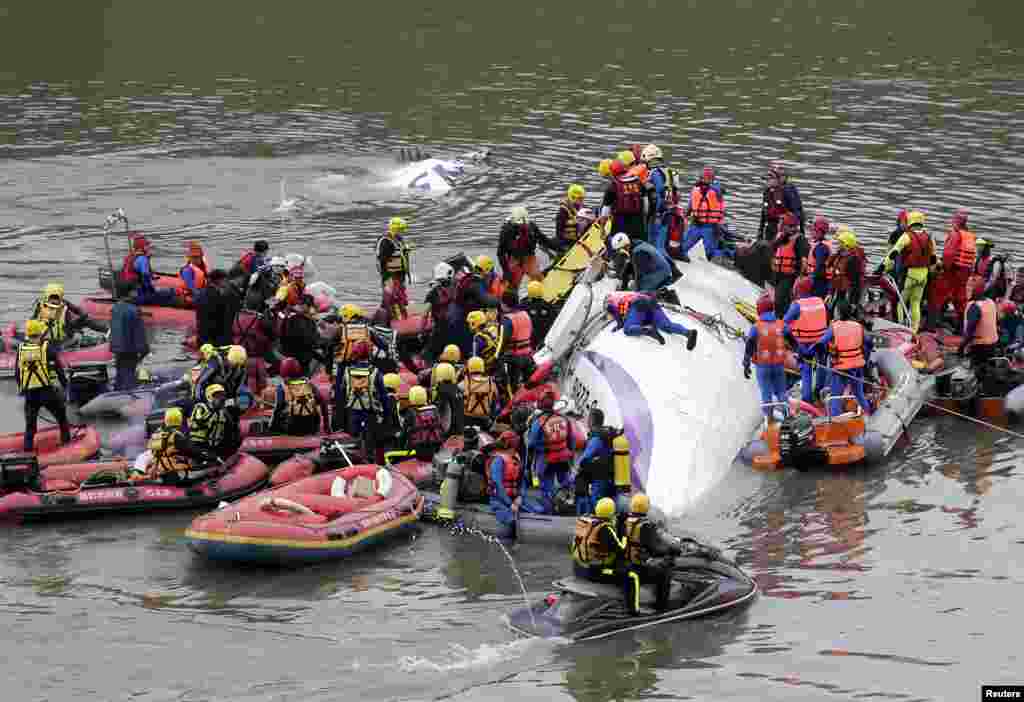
left=837, top=229, right=858, bottom=250
left=226, top=345, right=247, bottom=367
left=597, top=159, right=613, bottom=178
left=907, top=210, right=926, bottom=228
left=617, top=150, right=635, bottom=166
left=199, top=343, right=215, bottom=361
left=136, top=367, right=153, bottom=383
left=339, top=303, right=364, bottom=323
left=164, top=407, right=184, bottom=428
left=440, top=344, right=462, bottom=363
left=976, top=237, right=991, bottom=247
left=25, top=319, right=46, bottom=338
left=567, top=184, right=585, bottom=202
left=388, top=216, right=408, bottom=235
left=467, top=356, right=485, bottom=375
left=205, top=383, right=226, bottom=403
left=434, top=362, right=456, bottom=384
left=466, top=310, right=487, bottom=331
left=382, top=373, right=402, bottom=391
left=630, top=493, right=650, bottom=515
left=43, top=283, right=64, bottom=301
left=408, top=385, right=428, bottom=407
left=475, top=255, right=494, bottom=275
left=527, top=280, right=544, bottom=300
left=594, top=497, right=616, bottom=520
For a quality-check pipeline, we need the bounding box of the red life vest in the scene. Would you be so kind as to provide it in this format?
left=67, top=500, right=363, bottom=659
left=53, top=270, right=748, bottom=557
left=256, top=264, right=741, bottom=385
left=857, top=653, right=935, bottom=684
left=121, top=253, right=140, bottom=284
left=690, top=185, right=724, bottom=224
left=828, top=321, right=865, bottom=370
left=763, top=186, right=788, bottom=220
left=613, top=175, right=644, bottom=216
left=238, top=251, right=258, bottom=275
left=539, top=412, right=573, bottom=464
left=511, top=223, right=532, bottom=253
left=828, top=246, right=867, bottom=293
left=753, top=320, right=786, bottom=366
left=486, top=449, right=521, bottom=500
left=410, top=405, right=443, bottom=446
left=791, top=297, right=828, bottom=345
left=951, top=228, right=977, bottom=270
left=455, top=271, right=476, bottom=307
left=772, top=237, right=799, bottom=275
left=606, top=291, right=646, bottom=320
left=802, top=240, right=836, bottom=279
left=180, top=262, right=207, bottom=291
left=503, top=311, right=533, bottom=357
left=903, top=229, right=933, bottom=268
left=965, top=299, right=998, bottom=346
left=429, top=284, right=454, bottom=322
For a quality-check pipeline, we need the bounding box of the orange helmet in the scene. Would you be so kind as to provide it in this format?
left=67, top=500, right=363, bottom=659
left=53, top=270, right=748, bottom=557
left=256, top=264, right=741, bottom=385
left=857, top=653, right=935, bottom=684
left=131, top=235, right=150, bottom=253
left=187, top=241, right=204, bottom=258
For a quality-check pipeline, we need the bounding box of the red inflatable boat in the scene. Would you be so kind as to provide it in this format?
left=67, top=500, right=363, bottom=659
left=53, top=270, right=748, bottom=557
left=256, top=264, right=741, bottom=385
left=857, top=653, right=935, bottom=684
left=240, top=430, right=355, bottom=465
left=185, top=464, right=422, bottom=565
left=271, top=445, right=433, bottom=487
left=0, top=426, right=101, bottom=467
left=79, top=297, right=196, bottom=327
left=0, top=452, right=269, bottom=524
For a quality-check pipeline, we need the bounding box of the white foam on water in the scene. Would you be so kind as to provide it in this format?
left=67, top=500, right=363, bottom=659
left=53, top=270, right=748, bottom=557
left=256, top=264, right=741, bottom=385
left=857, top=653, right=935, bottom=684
left=395, top=639, right=540, bottom=674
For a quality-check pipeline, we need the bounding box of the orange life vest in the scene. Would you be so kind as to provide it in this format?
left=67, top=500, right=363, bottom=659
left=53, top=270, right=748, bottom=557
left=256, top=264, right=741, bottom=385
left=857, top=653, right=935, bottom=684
left=607, top=291, right=646, bottom=320
left=772, top=236, right=799, bottom=274
left=539, top=412, right=573, bottom=464
left=951, top=228, right=977, bottom=270
left=828, top=246, right=867, bottom=293
left=486, top=449, right=521, bottom=500
left=790, top=297, right=828, bottom=345
left=828, top=320, right=866, bottom=370
left=627, top=163, right=649, bottom=184
left=902, top=229, right=933, bottom=268
left=802, top=240, right=836, bottom=279
left=753, top=320, right=786, bottom=366
left=965, top=298, right=998, bottom=346
left=689, top=185, right=724, bottom=225
left=502, top=311, right=533, bottom=357
left=463, top=375, right=498, bottom=419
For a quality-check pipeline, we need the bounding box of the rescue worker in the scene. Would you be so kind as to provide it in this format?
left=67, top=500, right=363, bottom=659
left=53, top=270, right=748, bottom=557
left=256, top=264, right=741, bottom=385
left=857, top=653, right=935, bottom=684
left=601, top=159, right=649, bottom=243
left=571, top=497, right=627, bottom=586
left=334, top=340, right=386, bottom=440
left=468, top=310, right=503, bottom=375
left=553, top=184, right=587, bottom=254
left=31, top=283, right=107, bottom=347
left=16, top=319, right=70, bottom=452
left=146, top=407, right=213, bottom=484
left=882, top=210, right=934, bottom=333
left=370, top=372, right=404, bottom=464
left=887, top=210, right=909, bottom=290
left=527, top=390, right=578, bottom=513
left=429, top=361, right=465, bottom=438
left=520, top=280, right=556, bottom=349
left=401, top=385, right=443, bottom=461
left=273, top=263, right=307, bottom=309
left=121, top=235, right=178, bottom=307
left=759, top=161, right=805, bottom=240
left=958, top=276, right=999, bottom=387
left=935, top=209, right=976, bottom=325
left=771, top=212, right=809, bottom=316
left=810, top=305, right=874, bottom=416
left=110, top=281, right=150, bottom=390
left=499, top=309, right=534, bottom=392
left=474, top=255, right=505, bottom=316
left=998, top=301, right=1024, bottom=354
left=280, top=295, right=328, bottom=375
left=609, top=232, right=676, bottom=293
left=743, top=292, right=789, bottom=421
left=497, top=206, right=548, bottom=297
left=461, top=356, right=500, bottom=430
left=641, top=144, right=679, bottom=254
left=487, top=430, right=539, bottom=539
left=195, top=269, right=239, bottom=348
left=804, top=215, right=835, bottom=299
left=179, top=241, right=208, bottom=304
left=195, top=344, right=248, bottom=406
left=377, top=216, right=412, bottom=319
left=230, top=240, right=269, bottom=283
left=829, top=228, right=867, bottom=318
left=622, top=493, right=683, bottom=613
left=332, top=303, right=373, bottom=378
left=187, top=383, right=231, bottom=459
left=784, top=276, right=830, bottom=404
left=423, top=262, right=456, bottom=362
left=680, top=166, right=725, bottom=261
left=575, top=408, right=617, bottom=516
left=452, top=255, right=500, bottom=355
left=619, top=148, right=649, bottom=184
left=975, top=238, right=1008, bottom=300
left=605, top=290, right=698, bottom=348
left=271, top=357, right=330, bottom=436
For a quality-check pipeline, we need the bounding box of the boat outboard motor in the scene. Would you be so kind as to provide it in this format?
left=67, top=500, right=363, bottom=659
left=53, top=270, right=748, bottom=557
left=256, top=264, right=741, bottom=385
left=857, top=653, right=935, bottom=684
left=66, top=362, right=111, bottom=405
left=0, top=454, right=40, bottom=491
left=778, top=413, right=824, bottom=469
left=936, top=365, right=977, bottom=401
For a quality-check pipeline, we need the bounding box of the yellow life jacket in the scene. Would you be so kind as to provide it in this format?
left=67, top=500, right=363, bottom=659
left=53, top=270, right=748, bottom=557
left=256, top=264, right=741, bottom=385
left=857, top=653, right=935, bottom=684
left=345, top=365, right=381, bottom=413
left=378, top=235, right=410, bottom=274
left=571, top=516, right=621, bottom=569
left=37, top=302, right=68, bottom=344
left=463, top=375, right=497, bottom=419
left=17, top=342, right=53, bottom=391
left=188, top=402, right=226, bottom=449
left=623, top=515, right=651, bottom=565
left=283, top=379, right=319, bottom=418
left=148, top=427, right=191, bottom=477
left=334, top=322, right=370, bottom=365
left=474, top=324, right=503, bottom=367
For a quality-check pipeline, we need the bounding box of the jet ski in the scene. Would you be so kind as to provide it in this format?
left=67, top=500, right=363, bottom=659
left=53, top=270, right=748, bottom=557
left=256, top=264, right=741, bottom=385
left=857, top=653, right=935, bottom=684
left=507, top=543, right=757, bottom=642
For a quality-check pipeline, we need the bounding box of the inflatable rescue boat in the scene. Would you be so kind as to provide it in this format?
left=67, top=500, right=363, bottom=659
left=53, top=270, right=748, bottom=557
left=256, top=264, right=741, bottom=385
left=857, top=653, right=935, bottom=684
left=0, top=425, right=101, bottom=467
left=79, top=297, right=197, bottom=327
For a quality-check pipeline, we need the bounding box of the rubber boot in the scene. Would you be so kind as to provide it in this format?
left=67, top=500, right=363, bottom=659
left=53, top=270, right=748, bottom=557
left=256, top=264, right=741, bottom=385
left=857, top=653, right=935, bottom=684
left=655, top=570, right=672, bottom=611
left=624, top=569, right=642, bottom=615
left=644, top=326, right=666, bottom=345
left=687, top=329, right=698, bottom=351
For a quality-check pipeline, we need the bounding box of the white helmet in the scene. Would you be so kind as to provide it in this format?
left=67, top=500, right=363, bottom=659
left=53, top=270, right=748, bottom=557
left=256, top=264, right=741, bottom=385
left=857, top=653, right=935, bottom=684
left=433, top=261, right=454, bottom=283
left=611, top=232, right=631, bottom=251
left=285, top=253, right=305, bottom=271
left=509, top=206, right=529, bottom=225
left=641, top=144, right=663, bottom=162
left=269, top=256, right=286, bottom=268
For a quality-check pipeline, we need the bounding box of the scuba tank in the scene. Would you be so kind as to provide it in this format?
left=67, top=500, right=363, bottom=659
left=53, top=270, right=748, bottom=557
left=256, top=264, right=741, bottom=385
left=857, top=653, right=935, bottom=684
left=437, top=427, right=480, bottom=519
left=612, top=433, right=631, bottom=513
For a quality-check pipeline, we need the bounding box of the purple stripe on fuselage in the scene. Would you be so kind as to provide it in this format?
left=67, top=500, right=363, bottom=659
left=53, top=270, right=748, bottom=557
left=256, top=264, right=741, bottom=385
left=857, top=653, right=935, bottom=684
left=583, top=351, right=653, bottom=489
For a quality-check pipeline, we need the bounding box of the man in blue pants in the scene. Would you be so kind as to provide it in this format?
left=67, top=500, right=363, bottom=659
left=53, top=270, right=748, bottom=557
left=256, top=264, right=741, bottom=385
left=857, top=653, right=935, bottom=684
left=743, top=293, right=789, bottom=420
left=605, top=290, right=698, bottom=348
left=784, top=276, right=830, bottom=404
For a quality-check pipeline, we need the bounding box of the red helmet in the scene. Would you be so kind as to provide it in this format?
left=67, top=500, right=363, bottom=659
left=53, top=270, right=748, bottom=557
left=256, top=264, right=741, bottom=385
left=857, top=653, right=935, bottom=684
left=701, top=166, right=715, bottom=183
left=897, top=209, right=909, bottom=228
left=999, top=300, right=1018, bottom=317
left=756, top=293, right=774, bottom=315
left=499, top=430, right=521, bottom=450
left=812, top=215, right=829, bottom=239
left=793, top=276, right=814, bottom=298
left=279, top=357, right=302, bottom=379
left=781, top=212, right=799, bottom=230
left=349, top=340, right=370, bottom=361
left=538, top=389, right=556, bottom=411
left=609, top=160, right=626, bottom=177
left=131, top=235, right=150, bottom=253
left=187, top=241, right=204, bottom=258
left=952, top=209, right=969, bottom=229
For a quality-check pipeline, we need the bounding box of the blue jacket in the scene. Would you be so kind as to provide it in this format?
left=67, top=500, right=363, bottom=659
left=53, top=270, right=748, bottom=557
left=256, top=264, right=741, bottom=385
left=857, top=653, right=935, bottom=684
left=133, top=254, right=156, bottom=292
left=743, top=311, right=779, bottom=367
left=489, top=454, right=528, bottom=507
left=649, top=166, right=671, bottom=216
left=631, top=241, right=672, bottom=290
left=109, top=300, right=149, bottom=355
left=580, top=434, right=611, bottom=465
